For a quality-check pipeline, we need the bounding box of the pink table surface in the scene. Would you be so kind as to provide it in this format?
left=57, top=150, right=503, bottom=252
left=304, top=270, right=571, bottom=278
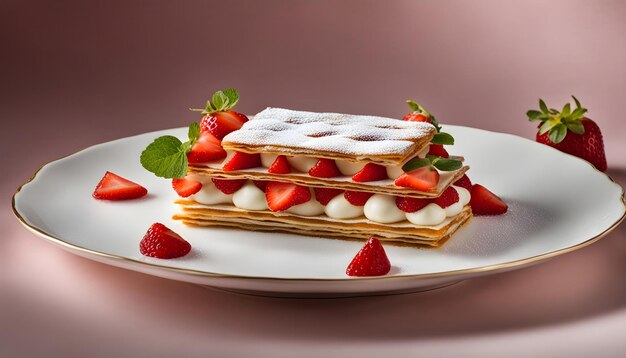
left=2, top=1, right=626, bottom=356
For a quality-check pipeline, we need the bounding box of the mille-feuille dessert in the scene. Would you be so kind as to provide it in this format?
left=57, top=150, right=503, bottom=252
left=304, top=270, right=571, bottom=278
left=140, top=89, right=480, bottom=247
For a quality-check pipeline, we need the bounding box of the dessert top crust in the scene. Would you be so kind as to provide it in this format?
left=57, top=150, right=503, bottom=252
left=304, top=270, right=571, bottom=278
left=222, top=107, right=436, bottom=165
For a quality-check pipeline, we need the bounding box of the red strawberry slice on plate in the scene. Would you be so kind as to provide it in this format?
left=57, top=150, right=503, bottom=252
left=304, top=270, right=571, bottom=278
left=427, top=144, right=449, bottom=158
left=346, top=238, right=391, bottom=277
left=352, top=163, right=388, bottom=182
left=211, top=178, right=246, bottom=194
left=470, top=184, right=508, bottom=215
left=140, top=223, right=191, bottom=259
left=308, top=158, right=341, bottom=178
left=172, top=176, right=202, bottom=197
left=453, top=174, right=472, bottom=191
left=222, top=152, right=261, bottom=171
left=268, top=155, right=291, bottom=174
left=344, top=191, right=374, bottom=206
left=93, top=171, right=148, bottom=200
left=200, top=110, right=248, bottom=140
left=313, top=187, right=343, bottom=205
left=265, top=182, right=312, bottom=212
left=432, top=186, right=459, bottom=208
left=187, top=132, right=227, bottom=163
left=395, top=196, right=430, bottom=213
left=394, top=166, right=439, bottom=191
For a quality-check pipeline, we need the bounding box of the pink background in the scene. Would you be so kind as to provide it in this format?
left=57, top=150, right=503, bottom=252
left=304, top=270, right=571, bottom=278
left=2, top=0, right=626, bottom=357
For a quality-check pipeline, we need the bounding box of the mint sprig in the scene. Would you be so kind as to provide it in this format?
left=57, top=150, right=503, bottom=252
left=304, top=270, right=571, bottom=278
left=402, top=155, right=462, bottom=172
left=190, top=88, right=239, bottom=115
left=527, top=96, right=588, bottom=144
left=140, top=122, right=199, bottom=178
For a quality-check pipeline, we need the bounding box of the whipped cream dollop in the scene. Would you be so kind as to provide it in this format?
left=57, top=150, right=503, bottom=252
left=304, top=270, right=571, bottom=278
left=363, top=194, right=407, bottom=223
left=232, top=182, right=268, bottom=211
left=191, top=180, right=233, bottom=205
left=325, top=194, right=364, bottom=219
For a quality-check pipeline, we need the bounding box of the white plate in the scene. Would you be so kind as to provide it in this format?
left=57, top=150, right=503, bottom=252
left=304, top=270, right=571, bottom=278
left=12, top=126, right=625, bottom=297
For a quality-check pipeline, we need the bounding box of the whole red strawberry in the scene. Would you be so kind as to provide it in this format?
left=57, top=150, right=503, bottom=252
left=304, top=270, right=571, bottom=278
left=528, top=96, right=607, bottom=172
left=192, top=88, right=248, bottom=140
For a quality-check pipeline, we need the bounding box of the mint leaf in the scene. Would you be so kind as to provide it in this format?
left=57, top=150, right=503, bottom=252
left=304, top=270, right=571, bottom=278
left=223, top=88, right=239, bottom=109
left=188, top=122, right=200, bottom=144
left=402, top=158, right=431, bottom=172
left=406, top=100, right=420, bottom=112
left=431, top=132, right=454, bottom=145
left=432, top=158, right=462, bottom=171
left=548, top=123, right=567, bottom=144
left=140, top=136, right=188, bottom=178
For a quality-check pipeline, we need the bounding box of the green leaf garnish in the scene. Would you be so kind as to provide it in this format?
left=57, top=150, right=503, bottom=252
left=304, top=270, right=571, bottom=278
left=402, top=158, right=431, bottom=172
left=526, top=96, right=588, bottom=144
left=140, top=122, right=204, bottom=179
left=190, top=88, right=240, bottom=115
left=431, top=132, right=455, bottom=145
left=431, top=158, right=462, bottom=171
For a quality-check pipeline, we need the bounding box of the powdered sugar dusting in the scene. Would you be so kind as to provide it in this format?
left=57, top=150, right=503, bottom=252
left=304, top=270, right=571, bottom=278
left=222, top=107, right=435, bottom=157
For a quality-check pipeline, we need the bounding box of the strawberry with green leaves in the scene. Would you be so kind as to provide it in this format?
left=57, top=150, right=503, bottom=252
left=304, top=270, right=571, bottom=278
left=395, top=155, right=462, bottom=191
left=404, top=100, right=455, bottom=149
left=527, top=96, right=607, bottom=172
left=191, top=88, right=248, bottom=140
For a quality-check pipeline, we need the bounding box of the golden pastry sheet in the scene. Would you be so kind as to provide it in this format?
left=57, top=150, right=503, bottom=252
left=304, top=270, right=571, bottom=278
left=221, top=107, right=436, bottom=166
left=188, top=165, right=469, bottom=198
left=173, top=202, right=472, bottom=247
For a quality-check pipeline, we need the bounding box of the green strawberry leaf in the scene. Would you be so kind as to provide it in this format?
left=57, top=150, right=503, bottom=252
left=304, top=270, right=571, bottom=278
left=402, top=158, right=431, bottom=172
left=539, top=120, right=554, bottom=135
left=406, top=100, right=420, bottom=112
left=548, top=123, right=568, bottom=144
left=140, top=135, right=188, bottom=178
left=573, top=95, right=582, bottom=109
left=431, top=132, right=454, bottom=145
left=527, top=110, right=545, bottom=121
left=570, top=107, right=587, bottom=120
left=223, top=88, right=239, bottom=109
left=565, top=121, right=585, bottom=135
left=561, top=103, right=571, bottom=117
left=539, top=99, right=549, bottom=113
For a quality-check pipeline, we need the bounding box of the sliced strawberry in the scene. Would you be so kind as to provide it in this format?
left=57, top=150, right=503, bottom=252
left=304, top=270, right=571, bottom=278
left=403, top=113, right=431, bottom=123
left=344, top=191, right=374, bottom=206
left=453, top=174, right=472, bottom=191
left=265, top=182, right=312, bottom=212
left=308, top=158, right=341, bottom=178
left=140, top=223, right=191, bottom=259
left=93, top=171, right=148, bottom=200
left=433, top=186, right=460, bottom=208
left=313, top=187, right=343, bottom=205
left=187, top=132, right=227, bottom=163
left=200, top=110, right=248, bottom=140
left=427, top=144, right=449, bottom=158
left=222, top=151, right=261, bottom=171
left=352, top=163, right=388, bottom=182
left=395, top=196, right=430, bottom=213
left=346, top=238, right=391, bottom=277
left=470, top=184, right=508, bottom=215
left=268, top=155, right=291, bottom=174
left=211, top=178, right=246, bottom=194
left=253, top=180, right=268, bottom=192
left=171, top=176, right=202, bottom=197
left=394, top=166, right=440, bottom=191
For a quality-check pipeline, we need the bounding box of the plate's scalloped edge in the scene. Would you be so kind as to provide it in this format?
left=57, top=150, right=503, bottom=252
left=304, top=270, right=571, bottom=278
left=10, top=126, right=626, bottom=283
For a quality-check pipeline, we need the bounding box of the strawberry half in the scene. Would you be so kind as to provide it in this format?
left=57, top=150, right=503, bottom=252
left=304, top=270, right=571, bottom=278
left=140, top=223, right=191, bottom=259
left=211, top=178, right=246, bottom=194
left=313, top=187, right=343, bottom=205
left=453, top=174, right=472, bottom=191
left=395, top=196, right=430, bottom=213
left=172, top=176, right=202, bottom=197
left=253, top=180, right=268, bottom=192
left=394, top=166, right=439, bottom=191
left=93, top=171, right=148, bottom=200
left=308, top=158, right=341, bottom=178
left=344, top=191, right=374, bottom=206
left=432, top=186, right=459, bottom=208
left=200, top=110, right=248, bottom=140
left=470, top=184, right=508, bottom=215
left=352, top=163, right=388, bottom=182
left=346, top=238, right=391, bottom=277
left=187, top=132, right=227, bottom=163
left=528, top=96, right=607, bottom=172
left=268, top=155, right=291, bottom=174
left=222, top=152, right=261, bottom=171
left=265, top=182, right=312, bottom=212
left=427, top=144, right=449, bottom=158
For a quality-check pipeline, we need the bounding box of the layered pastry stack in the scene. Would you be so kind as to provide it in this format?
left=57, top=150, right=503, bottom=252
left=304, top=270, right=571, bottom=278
left=172, top=107, right=472, bottom=247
